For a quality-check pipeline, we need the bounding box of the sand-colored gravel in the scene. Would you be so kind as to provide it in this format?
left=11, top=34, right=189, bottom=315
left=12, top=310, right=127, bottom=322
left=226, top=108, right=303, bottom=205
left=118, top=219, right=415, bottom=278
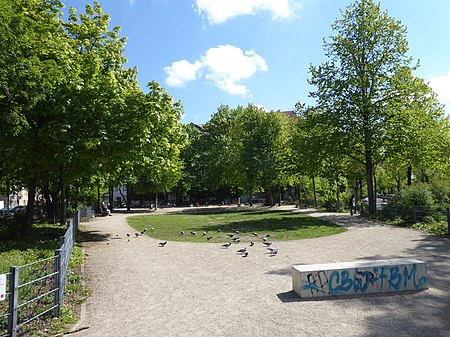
left=70, top=206, right=450, bottom=337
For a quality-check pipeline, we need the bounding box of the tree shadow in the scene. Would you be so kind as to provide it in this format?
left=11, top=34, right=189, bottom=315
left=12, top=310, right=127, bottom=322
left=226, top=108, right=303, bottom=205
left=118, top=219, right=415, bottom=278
left=191, top=216, right=342, bottom=235
left=79, top=230, right=110, bottom=243
left=357, top=235, right=450, bottom=336
left=0, top=224, right=66, bottom=253
left=112, top=209, right=154, bottom=214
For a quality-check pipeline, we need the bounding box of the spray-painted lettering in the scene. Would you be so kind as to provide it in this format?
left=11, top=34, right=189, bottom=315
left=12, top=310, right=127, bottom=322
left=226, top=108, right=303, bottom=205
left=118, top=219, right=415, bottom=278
left=302, top=263, right=428, bottom=297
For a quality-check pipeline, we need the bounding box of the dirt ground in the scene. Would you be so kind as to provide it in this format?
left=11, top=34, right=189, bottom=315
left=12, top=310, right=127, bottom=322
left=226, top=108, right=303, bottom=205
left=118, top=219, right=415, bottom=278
left=70, top=206, right=450, bottom=337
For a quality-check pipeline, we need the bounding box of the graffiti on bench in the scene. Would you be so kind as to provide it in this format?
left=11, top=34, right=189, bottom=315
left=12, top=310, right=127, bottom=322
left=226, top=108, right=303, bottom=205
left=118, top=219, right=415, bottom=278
left=293, top=259, right=428, bottom=298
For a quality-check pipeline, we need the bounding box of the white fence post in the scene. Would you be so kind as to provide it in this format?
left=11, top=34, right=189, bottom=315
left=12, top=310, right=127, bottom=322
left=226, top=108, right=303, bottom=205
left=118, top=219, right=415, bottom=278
left=53, top=250, right=61, bottom=317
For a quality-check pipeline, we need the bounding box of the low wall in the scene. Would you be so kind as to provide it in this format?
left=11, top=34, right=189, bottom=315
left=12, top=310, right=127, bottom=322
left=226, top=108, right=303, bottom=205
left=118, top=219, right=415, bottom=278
left=292, top=258, right=428, bottom=298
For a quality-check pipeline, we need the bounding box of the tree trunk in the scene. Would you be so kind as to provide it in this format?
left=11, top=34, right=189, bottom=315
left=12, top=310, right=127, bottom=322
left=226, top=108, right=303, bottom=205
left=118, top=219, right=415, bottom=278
left=267, top=187, right=273, bottom=207
left=298, top=182, right=302, bottom=207
left=24, top=176, right=37, bottom=230
left=97, top=186, right=101, bottom=212
left=249, top=187, right=253, bottom=207
left=365, top=154, right=376, bottom=214
left=312, top=176, right=317, bottom=207
left=109, top=185, right=114, bottom=212
left=373, top=168, right=377, bottom=210
left=118, top=187, right=126, bottom=207
left=407, top=165, right=412, bottom=186
left=155, top=192, right=158, bottom=210
left=397, top=171, right=401, bottom=194
left=336, top=179, right=340, bottom=209
left=59, top=165, right=66, bottom=226
left=126, top=184, right=131, bottom=212
left=6, top=179, right=10, bottom=210
left=278, top=182, right=281, bottom=207
left=74, top=182, right=79, bottom=209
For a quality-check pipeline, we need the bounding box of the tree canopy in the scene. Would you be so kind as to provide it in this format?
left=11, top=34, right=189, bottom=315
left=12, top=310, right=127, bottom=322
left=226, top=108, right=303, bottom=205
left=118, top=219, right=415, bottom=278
left=308, top=0, right=448, bottom=213
left=0, top=0, right=186, bottom=228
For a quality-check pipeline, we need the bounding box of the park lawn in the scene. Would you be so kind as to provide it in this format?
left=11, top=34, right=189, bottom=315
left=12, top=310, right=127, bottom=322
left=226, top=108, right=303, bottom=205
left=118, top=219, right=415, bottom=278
left=127, top=209, right=346, bottom=243
left=0, top=223, right=66, bottom=272
left=0, top=223, right=88, bottom=336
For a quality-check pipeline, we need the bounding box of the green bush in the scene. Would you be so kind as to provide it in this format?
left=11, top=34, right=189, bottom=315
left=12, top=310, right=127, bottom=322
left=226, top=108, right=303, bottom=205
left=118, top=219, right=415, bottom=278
left=398, top=183, right=436, bottom=212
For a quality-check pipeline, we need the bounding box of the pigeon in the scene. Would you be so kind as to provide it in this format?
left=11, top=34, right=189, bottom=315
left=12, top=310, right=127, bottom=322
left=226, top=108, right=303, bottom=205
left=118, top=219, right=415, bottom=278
left=126, top=233, right=131, bottom=237
left=242, top=251, right=249, bottom=257
left=135, top=233, right=139, bottom=237
left=249, top=241, right=254, bottom=247
left=206, top=236, right=213, bottom=241
left=237, top=247, right=247, bottom=254
left=263, top=237, right=267, bottom=242
left=144, top=228, right=148, bottom=232
left=227, top=234, right=234, bottom=238
left=150, top=228, right=155, bottom=231
left=221, top=243, right=231, bottom=248
left=265, top=234, right=271, bottom=238
left=141, top=231, right=145, bottom=235
left=231, top=237, right=240, bottom=241
left=159, top=242, right=167, bottom=247
left=202, top=231, right=208, bottom=236
left=235, top=230, right=240, bottom=234
left=190, top=231, right=196, bottom=235
left=270, top=248, right=278, bottom=256
left=253, top=233, right=258, bottom=236
left=217, top=229, right=221, bottom=232
left=233, top=239, right=241, bottom=244
left=266, top=247, right=275, bottom=252
left=180, top=231, right=185, bottom=235
left=263, top=242, right=272, bottom=246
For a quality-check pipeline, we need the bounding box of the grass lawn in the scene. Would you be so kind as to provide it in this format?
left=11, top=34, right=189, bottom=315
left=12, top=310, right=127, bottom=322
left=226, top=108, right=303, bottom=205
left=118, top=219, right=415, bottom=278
left=0, top=222, right=88, bottom=336
left=127, top=208, right=346, bottom=243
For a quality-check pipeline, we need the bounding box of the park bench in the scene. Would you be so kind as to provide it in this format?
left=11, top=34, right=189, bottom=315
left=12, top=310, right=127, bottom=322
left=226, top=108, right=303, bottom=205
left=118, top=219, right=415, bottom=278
left=292, top=258, right=428, bottom=298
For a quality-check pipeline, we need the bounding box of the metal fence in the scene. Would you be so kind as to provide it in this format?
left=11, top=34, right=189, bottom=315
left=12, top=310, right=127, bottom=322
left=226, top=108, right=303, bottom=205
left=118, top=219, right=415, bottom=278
left=1, top=209, right=83, bottom=337
left=79, top=206, right=94, bottom=222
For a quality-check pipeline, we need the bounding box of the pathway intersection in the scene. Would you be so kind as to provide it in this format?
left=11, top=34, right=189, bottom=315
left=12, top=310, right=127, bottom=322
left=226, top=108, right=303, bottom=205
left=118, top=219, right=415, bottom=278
left=71, top=206, right=450, bottom=337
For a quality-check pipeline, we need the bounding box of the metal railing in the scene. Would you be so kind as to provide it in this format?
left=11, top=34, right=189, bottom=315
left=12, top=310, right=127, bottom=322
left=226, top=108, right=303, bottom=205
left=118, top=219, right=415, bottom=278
left=1, top=209, right=84, bottom=337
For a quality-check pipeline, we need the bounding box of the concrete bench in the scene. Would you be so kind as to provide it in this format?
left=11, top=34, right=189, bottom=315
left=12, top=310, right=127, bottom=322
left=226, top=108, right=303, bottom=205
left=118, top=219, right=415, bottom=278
left=292, top=258, right=428, bottom=298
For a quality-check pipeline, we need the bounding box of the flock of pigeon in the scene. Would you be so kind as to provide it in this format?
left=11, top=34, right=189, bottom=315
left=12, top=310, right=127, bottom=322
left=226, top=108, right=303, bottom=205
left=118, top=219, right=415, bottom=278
left=124, top=227, right=279, bottom=257
left=218, top=231, right=279, bottom=258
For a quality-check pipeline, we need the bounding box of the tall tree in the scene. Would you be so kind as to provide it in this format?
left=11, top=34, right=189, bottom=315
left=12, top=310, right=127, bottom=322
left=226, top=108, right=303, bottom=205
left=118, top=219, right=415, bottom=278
left=308, top=0, right=444, bottom=213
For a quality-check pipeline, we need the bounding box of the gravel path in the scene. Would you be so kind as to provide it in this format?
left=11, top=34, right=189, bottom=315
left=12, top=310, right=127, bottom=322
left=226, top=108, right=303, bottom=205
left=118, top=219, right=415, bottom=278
left=70, top=206, right=450, bottom=337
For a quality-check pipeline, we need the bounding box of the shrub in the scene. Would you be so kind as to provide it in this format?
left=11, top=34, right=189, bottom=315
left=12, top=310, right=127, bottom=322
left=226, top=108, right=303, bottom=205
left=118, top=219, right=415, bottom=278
left=398, top=183, right=436, bottom=212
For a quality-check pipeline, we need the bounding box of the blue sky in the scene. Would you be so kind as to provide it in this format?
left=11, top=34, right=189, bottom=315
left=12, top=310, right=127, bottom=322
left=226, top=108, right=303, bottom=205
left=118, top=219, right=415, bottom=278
left=64, top=0, right=450, bottom=123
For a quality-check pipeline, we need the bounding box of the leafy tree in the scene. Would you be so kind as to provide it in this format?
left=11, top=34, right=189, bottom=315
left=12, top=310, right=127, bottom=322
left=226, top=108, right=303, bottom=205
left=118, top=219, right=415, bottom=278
left=308, top=0, right=445, bottom=213
left=0, top=0, right=80, bottom=228
left=235, top=105, right=291, bottom=205
left=201, top=105, right=242, bottom=197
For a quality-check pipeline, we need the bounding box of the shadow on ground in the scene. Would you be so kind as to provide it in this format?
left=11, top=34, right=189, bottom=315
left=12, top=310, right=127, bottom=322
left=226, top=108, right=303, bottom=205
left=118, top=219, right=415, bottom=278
left=79, top=230, right=110, bottom=243
left=358, top=235, right=450, bottom=337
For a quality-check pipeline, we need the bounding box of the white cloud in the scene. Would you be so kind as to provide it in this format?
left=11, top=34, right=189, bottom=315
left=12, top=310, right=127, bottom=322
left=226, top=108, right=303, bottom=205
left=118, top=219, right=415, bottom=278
left=164, top=60, right=202, bottom=87
left=164, top=44, right=268, bottom=96
left=429, top=71, right=450, bottom=101
left=194, top=0, right=302, bottom=25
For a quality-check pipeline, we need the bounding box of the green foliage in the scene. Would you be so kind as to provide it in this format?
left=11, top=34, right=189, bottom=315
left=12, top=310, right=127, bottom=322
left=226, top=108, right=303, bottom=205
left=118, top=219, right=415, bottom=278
left=307, top=0, right=447, bottom=214
left=0, top=0, right=186, bottom=221
left=410, top=221, right=448, bottom=236
left=397, top=183, right=436, bottom=212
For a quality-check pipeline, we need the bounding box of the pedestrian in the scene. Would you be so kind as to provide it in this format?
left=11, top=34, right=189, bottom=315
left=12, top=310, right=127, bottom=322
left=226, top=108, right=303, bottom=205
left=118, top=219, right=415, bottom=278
left=349, top=194, right=357, bottom=215
left=101, top=201, right=111, bottom=216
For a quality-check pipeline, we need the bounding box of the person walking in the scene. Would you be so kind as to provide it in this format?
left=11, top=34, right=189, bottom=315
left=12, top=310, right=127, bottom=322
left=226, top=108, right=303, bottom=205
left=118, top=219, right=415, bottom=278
left=349, top=194, right=357, bottom=215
